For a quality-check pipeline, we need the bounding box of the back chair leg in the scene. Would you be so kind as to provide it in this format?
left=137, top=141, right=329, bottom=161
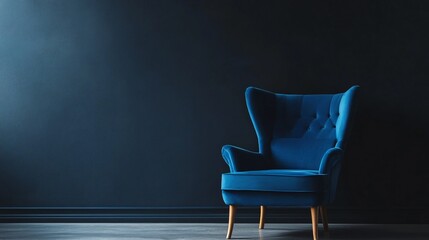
left=259, top=206, right=266, bottom=229
left=310, top=206, right=319, bottom=240
left=226, top=205, right=236, bottom=239
left=319, top=206, right=329, bottom=234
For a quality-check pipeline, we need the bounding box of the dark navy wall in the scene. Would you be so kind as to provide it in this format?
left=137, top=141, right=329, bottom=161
left=0, top=0, right=428, bottom=215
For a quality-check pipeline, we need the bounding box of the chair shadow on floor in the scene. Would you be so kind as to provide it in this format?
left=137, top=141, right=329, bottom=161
left=258, top=225, right=429, bottom=240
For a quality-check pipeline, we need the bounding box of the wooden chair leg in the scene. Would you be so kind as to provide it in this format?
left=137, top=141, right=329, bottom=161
left=319, top=206, right=329, bottom=234
left=310, top=206, right=319, bottom=240
left=226, top=205, right=236, bottom=239
left=259, top=205, right=266, bottom=229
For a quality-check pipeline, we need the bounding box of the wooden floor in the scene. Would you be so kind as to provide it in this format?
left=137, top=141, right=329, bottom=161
left=0, top=223, right=428, bottom=239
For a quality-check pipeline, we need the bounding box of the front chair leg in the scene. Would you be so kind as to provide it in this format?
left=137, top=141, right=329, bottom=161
left=310, top=206, right=319, bottom=240
left=259, top=205, right=266, bottom=229
left=226, top=205, right=236, bottom=239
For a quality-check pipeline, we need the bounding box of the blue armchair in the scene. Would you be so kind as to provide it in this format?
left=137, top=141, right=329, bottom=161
left=221, top=86, right=359, bottom=239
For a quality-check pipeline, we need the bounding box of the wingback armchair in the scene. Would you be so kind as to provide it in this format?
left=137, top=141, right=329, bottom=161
left=221, top=86, right=359, bottom=240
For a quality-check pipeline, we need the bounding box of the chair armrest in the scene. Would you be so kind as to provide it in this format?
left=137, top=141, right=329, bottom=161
left=318, top=147, right=344, bottom=174
left=221, top=145, right=269, bottom=172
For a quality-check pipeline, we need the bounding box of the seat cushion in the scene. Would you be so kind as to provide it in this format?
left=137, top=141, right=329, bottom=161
left=221, top=169, right=327, bottom=206
left=221, top=169, right=326, bottom=193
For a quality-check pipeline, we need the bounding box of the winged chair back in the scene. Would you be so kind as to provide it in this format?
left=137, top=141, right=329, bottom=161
left=246, top=86, right=358, bottom=171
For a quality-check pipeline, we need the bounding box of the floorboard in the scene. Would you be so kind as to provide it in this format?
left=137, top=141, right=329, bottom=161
left=0, top=223, right=428, bottom=239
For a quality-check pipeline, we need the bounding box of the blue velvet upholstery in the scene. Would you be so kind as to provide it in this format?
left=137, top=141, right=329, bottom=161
left=221, top=86, right=359, bottom=207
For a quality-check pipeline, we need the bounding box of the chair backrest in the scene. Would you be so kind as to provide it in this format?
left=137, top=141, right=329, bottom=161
left=246, top=86, right=359, bottom=170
